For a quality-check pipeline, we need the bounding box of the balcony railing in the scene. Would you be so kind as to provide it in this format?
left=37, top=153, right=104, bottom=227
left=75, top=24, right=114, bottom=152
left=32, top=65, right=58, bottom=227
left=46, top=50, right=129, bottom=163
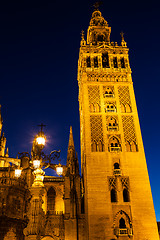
left=113, top=169, right=121, bottom=176
left=114, top=228, right=133, bottom=236
left=47, top=210, right=63, bottom=215
left=109, top=147, right=121, bottom=152
left=108, top=126, right=118, bottom=131
left=105, top=108, right=116, bottom=113
left=104, top=94, right=114, bottom=98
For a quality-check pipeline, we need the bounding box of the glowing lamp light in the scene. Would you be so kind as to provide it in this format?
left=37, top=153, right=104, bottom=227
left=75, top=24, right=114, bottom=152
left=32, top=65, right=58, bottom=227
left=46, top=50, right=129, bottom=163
left=56, top=163, right=63, bottom=176
left=15, top=169, right=22, bottom=178
left=33, top=160, right=41, bottom=169
left=36, top=136, right=45, bottom=146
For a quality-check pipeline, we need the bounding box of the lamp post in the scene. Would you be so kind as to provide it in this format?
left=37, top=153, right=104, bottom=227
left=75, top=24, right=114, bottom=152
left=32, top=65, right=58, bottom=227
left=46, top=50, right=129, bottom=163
left=14, top=125, right=64, bottom=240
left=14, top=125, right=64, bottom=185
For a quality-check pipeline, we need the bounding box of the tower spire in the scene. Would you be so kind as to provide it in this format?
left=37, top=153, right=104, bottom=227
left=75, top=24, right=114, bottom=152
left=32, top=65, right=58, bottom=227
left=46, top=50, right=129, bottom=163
left=66, top=126, right=79, bottom=175
left=68, top=126, right=75, bottom=149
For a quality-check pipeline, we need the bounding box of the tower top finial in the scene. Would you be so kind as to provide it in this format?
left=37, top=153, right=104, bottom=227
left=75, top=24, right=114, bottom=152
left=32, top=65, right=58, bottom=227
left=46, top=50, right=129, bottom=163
left=93, top=1, right=103, bottom=11
left=38, top=123, right=46, bottom=133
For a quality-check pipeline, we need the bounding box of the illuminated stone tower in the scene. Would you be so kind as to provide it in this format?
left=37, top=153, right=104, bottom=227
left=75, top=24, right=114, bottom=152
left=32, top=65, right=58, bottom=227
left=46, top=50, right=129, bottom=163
left=77, top=8, right=159, bottom=240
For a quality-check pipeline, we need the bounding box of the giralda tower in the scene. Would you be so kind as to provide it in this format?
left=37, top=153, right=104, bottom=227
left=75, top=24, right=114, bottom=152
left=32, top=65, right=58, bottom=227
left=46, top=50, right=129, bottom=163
left=77, top=7, right=159, bottom=240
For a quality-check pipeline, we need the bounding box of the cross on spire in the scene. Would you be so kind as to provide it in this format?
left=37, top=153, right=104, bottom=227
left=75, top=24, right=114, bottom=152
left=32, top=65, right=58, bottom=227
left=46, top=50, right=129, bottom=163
left=38, top=123, right=46, bottom=133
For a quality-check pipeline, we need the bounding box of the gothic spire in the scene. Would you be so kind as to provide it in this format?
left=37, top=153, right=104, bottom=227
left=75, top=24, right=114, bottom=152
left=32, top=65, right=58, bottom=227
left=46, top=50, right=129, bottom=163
left=66, top=126, right=79, bottom=175
left=68, top=126, right=75, bottom=149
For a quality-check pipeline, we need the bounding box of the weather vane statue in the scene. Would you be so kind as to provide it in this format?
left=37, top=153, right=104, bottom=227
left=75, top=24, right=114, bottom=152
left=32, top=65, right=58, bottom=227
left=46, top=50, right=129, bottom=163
left=93, top=1, right=103, bottom=11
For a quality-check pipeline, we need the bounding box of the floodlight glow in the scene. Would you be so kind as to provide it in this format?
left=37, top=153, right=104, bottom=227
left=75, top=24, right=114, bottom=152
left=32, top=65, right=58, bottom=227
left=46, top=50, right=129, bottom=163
left=36, top=136, right=45, bottom=146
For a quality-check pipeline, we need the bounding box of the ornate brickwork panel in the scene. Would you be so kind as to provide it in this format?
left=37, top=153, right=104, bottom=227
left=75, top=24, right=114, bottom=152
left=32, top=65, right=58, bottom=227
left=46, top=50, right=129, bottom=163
left=118, top=86, right=132, bottom=113
left=87, top=73, right=129, bottom=82
left=88, top=86, right=101, bottom=112
left=121, top=177, right=130, bottom=190
left=108, top=177, right=117, bottom=190
left=90, top=115, right=104, bottom=151
left=122, top=116, right=138, bottom=152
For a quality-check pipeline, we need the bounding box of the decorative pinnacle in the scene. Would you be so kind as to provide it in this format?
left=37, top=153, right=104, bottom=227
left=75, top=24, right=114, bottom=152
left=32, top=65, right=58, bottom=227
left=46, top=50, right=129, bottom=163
left=120, top=32, right=124, bottom=41
left=81, top=30, right=85, bottom=40
left=68, top=126, right=75, bottom=148
left=93, top=1, right=103, bottom=11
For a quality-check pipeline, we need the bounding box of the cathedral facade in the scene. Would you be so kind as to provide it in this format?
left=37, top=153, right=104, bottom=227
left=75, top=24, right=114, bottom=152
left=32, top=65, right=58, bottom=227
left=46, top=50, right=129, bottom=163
left=0, top=7, right=159, bottom=240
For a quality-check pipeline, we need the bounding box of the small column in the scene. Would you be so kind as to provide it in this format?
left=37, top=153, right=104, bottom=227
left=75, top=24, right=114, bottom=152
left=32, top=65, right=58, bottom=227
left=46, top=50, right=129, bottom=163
left=24, top=168, right=46, bottom=240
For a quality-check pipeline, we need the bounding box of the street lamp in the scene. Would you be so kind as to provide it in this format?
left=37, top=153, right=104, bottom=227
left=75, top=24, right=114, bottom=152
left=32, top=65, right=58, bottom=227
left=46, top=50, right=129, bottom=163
left=15, top=168, right=22, bottom=178
left=33, top=159, right=41, bottom=169
left=14, top=124, right=63, bottom=182
left=56, top=162, right=63, bottom=176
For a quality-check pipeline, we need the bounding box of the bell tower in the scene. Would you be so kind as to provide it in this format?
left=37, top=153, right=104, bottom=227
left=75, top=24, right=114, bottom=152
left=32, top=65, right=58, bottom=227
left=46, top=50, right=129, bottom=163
left=78, top=7, right=159, bottom=240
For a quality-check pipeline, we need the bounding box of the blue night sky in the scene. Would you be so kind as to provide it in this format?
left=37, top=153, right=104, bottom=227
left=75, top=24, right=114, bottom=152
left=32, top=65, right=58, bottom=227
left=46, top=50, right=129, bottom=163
left=0, top=0, right=160, bottom=220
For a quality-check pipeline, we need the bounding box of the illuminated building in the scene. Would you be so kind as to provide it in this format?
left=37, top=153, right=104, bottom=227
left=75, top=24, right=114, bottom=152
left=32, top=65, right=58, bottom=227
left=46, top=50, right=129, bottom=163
left=0, top=6, right=159, bottom=240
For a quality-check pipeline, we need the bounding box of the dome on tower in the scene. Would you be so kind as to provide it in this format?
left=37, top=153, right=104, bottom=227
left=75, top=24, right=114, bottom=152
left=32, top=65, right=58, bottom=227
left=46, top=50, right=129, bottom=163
left=90, top=10, right=108, bottom=27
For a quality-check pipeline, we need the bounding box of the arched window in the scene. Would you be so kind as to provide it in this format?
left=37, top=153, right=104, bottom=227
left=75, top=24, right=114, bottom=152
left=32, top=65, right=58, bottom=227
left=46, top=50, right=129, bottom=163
left=125, top=141, right=131, bottom=152
left=106, top=103, right=116, bottom=112
left=94, top=57, right=98, bottom=68
left=91, top=141, right=97, bottom=152
left=113, top=57, right=118, bottom=68
left=130, top=141, right=137, bottom=152
left=114, top=211, right=133, bottom=237
left=86, top=57, right=91, bottom=67
left=98, top=141, right=104, bottom=152
left=111, top=188, right=117, bottom=202
left=123, top=188, right=130, bottom=202
left=81, top=195, right=85, bottom=214
left=97, top=34, right=104, bottom=42
left=95, top=103, right=100, bottom=112
left=109, top=137, right=121, bottom=152
left=102, top=53, right=109, bottom=68
left=104, top=87, right=114, bottom=97
left=113, top=162, right=121, bottom=175
left=125, top=103, right=131, bottom=113
left=90, top=103, right=95, bottom=112
left=114, top=163, right=120, bottom=169
left=119, top=218, right=126, bottom=228
left=120, top=58, right=125, bottom=68
left=107, top=117, right=118, bottom=131
left=120, top=103, right=126, bottom=113
left=47, top=187, right=56, bottom=211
